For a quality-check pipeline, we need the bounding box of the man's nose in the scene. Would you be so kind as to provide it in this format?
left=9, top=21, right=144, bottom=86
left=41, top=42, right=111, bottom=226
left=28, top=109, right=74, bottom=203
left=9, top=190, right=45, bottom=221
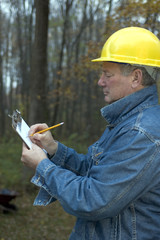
left=98, top=74, right=105, bottom=86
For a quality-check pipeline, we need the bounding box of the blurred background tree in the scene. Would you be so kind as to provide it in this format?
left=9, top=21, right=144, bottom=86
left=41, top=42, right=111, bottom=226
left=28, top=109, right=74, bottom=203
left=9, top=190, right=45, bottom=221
left=1, top=0, right=160, bottom=143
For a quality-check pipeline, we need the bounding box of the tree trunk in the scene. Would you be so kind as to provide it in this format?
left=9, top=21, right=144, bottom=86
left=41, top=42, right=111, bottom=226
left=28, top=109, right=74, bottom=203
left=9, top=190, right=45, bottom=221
left=0, top=6, right=5, bottom=137
left=52, top=0, right=74, bottom=124
left=29, top=0, right=49, bottom=124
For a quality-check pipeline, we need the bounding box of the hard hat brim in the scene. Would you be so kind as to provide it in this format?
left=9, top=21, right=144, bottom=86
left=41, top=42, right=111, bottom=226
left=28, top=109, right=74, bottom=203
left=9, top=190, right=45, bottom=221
left=92, top=57, right=160, bottom=68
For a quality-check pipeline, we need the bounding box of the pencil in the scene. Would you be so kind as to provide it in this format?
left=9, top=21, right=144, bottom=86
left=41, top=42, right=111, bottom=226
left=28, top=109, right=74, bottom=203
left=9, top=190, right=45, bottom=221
left=30, top=122, right=64, bottom=136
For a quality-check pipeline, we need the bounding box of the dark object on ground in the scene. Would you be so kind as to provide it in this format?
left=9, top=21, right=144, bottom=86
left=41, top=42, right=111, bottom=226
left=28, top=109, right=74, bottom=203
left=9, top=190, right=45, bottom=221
left=0, top=189, right=19, bottom=214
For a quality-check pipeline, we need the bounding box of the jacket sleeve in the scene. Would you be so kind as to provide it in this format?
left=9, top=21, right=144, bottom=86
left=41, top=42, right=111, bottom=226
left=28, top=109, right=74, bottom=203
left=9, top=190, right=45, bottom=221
left=48, top=142, right=92, bottom=176
left=31, top=128, right=160, bottom=221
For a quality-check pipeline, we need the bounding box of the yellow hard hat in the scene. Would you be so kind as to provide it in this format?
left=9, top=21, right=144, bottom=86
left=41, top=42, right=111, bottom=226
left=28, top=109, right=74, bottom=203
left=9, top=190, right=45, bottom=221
left=92, top=27, right=160, bottom=68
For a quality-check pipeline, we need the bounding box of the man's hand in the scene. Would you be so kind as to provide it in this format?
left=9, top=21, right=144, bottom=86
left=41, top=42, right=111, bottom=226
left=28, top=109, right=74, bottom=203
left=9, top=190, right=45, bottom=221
left=21, top=143, right=47, bottom=169
left=29, top=123, right=58, bottom=156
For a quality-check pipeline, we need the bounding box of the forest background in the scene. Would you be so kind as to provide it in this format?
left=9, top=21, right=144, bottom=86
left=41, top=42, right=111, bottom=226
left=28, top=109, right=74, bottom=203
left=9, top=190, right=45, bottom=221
left=1, top=0, right=160, bottom=144
left=0, top=0, right=160, bottom=239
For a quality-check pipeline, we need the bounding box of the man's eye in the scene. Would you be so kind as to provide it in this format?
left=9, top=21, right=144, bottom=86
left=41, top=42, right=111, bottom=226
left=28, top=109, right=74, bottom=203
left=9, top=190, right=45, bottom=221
left=104, top=73, right=113, bottom=78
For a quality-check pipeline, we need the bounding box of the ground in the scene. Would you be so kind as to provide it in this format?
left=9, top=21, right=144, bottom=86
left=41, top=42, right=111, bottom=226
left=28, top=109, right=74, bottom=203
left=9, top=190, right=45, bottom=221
left=0, top=189, right=75, bottom=240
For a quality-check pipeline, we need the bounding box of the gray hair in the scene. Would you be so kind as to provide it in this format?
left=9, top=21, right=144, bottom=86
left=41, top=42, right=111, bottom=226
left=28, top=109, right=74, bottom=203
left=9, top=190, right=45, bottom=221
left=118, top=63, right=160, bottom=86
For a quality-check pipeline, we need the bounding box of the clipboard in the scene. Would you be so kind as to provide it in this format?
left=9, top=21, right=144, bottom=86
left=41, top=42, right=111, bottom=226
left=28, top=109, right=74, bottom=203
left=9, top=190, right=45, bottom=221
left=9, top=110, right=32, bottom=149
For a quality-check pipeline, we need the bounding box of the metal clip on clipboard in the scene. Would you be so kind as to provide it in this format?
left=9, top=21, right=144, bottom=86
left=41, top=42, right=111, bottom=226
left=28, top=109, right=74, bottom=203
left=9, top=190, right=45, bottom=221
left=8, top=110, right=32, bottom=149
left=9, top=109, right=22, bottom=130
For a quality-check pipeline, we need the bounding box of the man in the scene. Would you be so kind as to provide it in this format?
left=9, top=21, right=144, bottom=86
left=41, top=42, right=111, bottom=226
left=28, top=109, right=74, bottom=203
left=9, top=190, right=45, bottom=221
left=21, top=27, right=160, bottom=239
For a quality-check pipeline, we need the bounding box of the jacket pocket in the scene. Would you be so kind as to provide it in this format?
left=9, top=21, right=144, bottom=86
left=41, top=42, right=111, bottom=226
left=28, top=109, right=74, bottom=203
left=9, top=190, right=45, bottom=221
left=92, top=142, right=104, bottom=165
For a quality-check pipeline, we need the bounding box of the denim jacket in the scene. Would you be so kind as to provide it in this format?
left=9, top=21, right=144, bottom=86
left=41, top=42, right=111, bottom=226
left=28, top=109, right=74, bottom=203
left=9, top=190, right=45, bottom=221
left=31, top=85, right=160, bottom=240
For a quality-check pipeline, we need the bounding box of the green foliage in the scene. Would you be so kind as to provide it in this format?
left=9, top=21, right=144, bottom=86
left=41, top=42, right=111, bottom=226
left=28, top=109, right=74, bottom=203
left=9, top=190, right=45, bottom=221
left=0, top=141, right=22, bottom=189
left=62, top=132, right=89, bottom=153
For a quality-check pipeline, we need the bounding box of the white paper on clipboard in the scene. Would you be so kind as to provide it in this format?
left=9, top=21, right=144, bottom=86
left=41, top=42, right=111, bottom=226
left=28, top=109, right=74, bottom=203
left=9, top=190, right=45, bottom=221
left=9, top=110, right=32, bottom=149
left=16, top=118, right=32, bottom=149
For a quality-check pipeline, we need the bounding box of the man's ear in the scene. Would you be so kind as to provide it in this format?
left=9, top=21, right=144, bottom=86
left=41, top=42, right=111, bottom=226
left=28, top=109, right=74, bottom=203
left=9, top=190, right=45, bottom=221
left=131, top=69, right=143, bottom=89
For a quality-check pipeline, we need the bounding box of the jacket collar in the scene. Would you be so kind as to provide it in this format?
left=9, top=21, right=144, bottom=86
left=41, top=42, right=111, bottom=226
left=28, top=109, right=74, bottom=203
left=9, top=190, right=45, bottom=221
left=101, top=84, right=158, bottom=126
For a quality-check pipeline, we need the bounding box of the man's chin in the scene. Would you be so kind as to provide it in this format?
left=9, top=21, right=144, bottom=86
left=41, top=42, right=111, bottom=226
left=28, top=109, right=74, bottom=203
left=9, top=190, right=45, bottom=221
left=104, top=97, right=117, bottom=105
left=104, top=96, right=111, bottom=104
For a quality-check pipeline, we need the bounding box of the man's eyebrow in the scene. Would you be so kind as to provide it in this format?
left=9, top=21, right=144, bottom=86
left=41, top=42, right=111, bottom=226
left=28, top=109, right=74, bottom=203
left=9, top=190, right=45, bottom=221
left=102, top=70, right=112, bottom=74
